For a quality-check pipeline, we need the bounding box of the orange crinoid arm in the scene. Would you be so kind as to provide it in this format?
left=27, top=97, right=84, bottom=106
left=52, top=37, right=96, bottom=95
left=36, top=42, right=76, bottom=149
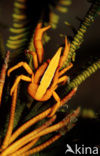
left=33, top=23, right=51, bottom=63
left=0, top=51, right=10, bottom=105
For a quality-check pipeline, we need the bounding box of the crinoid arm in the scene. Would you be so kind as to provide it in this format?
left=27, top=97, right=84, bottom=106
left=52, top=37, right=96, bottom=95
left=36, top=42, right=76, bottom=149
left=0, top=51, right=10, bottom=105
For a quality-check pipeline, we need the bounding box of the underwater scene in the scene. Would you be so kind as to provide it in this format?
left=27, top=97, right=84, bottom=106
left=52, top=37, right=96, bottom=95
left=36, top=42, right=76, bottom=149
left=0, top=0, right=100, bottom=155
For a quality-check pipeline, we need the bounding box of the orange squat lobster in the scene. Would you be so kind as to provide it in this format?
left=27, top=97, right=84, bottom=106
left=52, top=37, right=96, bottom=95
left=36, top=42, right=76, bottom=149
left=7, top=23, right=73, bottom=117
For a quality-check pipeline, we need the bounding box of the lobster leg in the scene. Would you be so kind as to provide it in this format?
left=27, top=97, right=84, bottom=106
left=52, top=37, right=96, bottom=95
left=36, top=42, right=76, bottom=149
left=59, top=36, right=70, bottom=68
left=26, top=50, right=39, bottom=69
left=7, top=62, right=34, bottom=76
left=58, top=75, right=69, bottom=85
left=59, top=63, right=73, bottom=77
left=34, top=62, right=48, bottom=83
left=48, top=91, right=60, bottom=117
left=10, top=75, right=32, bottom=95
left=34, top=23, right=51, bottom=63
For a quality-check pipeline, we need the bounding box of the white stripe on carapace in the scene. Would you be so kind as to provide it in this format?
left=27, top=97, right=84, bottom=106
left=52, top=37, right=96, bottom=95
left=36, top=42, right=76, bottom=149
left=35, top=47, right=62, bottom=100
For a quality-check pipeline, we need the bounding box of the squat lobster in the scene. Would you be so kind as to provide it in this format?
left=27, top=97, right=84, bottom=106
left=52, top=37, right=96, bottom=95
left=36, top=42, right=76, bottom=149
left=7, top=23, right=74, bottom=117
